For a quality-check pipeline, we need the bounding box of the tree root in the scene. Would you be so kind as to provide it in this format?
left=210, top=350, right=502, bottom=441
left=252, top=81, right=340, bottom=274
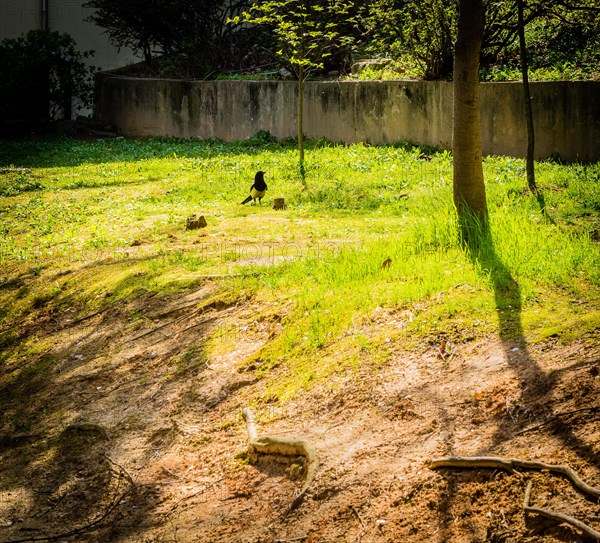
left=430, top=456, right=600, bottom=498
left=241, top=407, right=318, bottom=512
left=524, top=479, right=600, bottom=541
left=514, top=405, right=599, bottom=436
left=430, top=455, right=600, bottom=541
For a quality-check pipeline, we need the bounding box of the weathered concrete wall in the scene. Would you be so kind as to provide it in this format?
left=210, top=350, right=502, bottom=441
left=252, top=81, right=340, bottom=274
left=479, top=81, right=600, bottom=161
left=95, top=75, right=600, bottom=162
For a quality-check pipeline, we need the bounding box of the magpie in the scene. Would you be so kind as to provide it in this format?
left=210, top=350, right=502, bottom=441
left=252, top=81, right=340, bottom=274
left=241, top=171, right=267, bottom=205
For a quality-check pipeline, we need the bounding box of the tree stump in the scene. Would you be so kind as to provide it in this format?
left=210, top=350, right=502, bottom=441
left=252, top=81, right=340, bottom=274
left=273, top=198, right=287, bottom=210
left=186, top=214, right=207, bottom=230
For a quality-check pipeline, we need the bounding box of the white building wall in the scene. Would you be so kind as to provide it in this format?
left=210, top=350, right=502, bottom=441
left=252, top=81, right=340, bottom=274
left=0, top=0, right=140, bottom=71
left=0, top=0, right=40, bottom=38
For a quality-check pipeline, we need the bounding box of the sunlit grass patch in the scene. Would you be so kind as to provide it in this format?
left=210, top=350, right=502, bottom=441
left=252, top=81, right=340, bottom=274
left=0, top=136, right=598, bottom=403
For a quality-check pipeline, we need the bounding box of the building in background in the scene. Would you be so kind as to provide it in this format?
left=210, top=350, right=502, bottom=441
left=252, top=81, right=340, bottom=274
left=0, top=0, right=139, bottom=71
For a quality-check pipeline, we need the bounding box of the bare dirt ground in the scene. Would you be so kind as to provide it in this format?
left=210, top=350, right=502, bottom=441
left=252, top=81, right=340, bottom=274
left=1, top=284, right=599, bottom=543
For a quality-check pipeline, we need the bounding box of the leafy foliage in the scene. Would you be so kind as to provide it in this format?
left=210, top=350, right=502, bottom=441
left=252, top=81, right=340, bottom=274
left=0, top=30, right=96, bottom=122
left=81, top=0, right=600, bottom=81
left=230, top=0, right=356, bottom=176
left=482, top=0, right=600, bottom=81
left=231, top=0, right=355, bottom=78
left=358, top=0, right=600, bottom=81
left=83, top=0, right=273, bottom=77
left=360, top=0, right=457, bottom=80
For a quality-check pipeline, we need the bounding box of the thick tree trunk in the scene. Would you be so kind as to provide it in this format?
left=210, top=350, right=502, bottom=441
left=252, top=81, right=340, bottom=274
left=453, top=0, right=488, bottom=231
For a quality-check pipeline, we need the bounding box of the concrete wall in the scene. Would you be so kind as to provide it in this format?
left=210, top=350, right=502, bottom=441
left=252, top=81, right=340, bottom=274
left=95, top=75, right=600, bottom=162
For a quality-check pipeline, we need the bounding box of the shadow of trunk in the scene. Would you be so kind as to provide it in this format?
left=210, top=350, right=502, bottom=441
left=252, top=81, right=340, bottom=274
left=459, top=213, right=598, bottom=467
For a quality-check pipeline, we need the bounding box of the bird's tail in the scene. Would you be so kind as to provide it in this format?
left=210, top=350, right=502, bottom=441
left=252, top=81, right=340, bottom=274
left=241, top=195, right=252, bottom=205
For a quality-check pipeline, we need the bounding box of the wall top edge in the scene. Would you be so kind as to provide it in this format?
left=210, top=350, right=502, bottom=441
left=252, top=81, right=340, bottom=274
left=96, top=73, right=599, bottom=87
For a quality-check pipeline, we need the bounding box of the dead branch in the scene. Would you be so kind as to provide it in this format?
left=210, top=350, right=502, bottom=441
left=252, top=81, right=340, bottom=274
left=66, top=305, right=114, bottom=327
left=350, top=505, right=367, bottom=529
left=167, top=477, right=226, bottom=513
left=177, top=316, right=216, bottom=335
left=430, top=456, right=600, bottom=499
left=524, top=479, right=600, bottom=541
left=128, top=306, right=204, bottom=342
left=151, top=300, right=208, bottom=320
left=199, top=273, right=249, bottom=279
left=104, top=454, right=136, bottom=486
left=514, top=406, right=599, bottom=436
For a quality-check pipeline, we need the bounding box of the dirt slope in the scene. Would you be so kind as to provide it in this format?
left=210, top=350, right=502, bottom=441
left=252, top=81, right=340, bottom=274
left=0, top=286, right=598, bottom=543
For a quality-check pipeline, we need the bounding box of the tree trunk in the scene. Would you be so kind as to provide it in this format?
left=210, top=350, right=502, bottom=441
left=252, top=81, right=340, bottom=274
left=143, top=41, right=152, bottom=66
left=453, top=0, right=488, bottom=235
left=518, top=0, right=537, bottom=194
left=298, top=63, right=306, bottom=182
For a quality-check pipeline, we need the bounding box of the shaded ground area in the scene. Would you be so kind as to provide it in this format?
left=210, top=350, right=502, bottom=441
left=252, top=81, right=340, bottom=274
left=0, top=280, right=598, bottom=543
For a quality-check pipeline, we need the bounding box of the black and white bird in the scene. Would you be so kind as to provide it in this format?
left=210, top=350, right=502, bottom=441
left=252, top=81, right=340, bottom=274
left=241, top=171, right=267, bottom=205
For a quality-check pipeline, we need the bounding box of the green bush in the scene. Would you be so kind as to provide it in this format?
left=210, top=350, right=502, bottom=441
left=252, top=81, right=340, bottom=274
left=0, top=30, right=96, bottom=123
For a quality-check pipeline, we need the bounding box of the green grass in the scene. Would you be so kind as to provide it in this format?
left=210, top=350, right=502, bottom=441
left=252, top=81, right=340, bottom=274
left=1, top=136, right=599, bottom=402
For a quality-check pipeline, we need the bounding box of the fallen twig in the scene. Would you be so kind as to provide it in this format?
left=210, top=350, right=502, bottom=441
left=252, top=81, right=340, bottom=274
left=430, top=456, right=600, bottom=499
left=105, top=454, right=135, bottom=486
left=128, top=306, right=204, bottom=342
left=524, top=479, right=600, bottom=541
left=514, top=406, right=599, bottom=436
left=177, top=316, right=216, bottom=335
left=350, top=505, right=367, bottom=529
left=66, top=305, right=114, bottom=327
left=128, top=296, right=233, bottom=343
left=167, top=477, right=226, bottom=513
left=350, top=504, right=370, bottom=543
left=199, top=273, right=252, bottom=279
left=151, top=299, right=208, bottom=320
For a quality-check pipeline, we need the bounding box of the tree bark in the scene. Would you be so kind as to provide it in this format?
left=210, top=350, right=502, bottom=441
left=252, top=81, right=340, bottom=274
left=518, top=0, right=538, bottom=194
left=298, top=63, right=306, bottom=182
left=453, top=0, right=488, bottom=233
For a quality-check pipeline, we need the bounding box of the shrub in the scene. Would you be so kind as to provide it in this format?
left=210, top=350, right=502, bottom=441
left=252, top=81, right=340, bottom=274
left=0, top=30, right=96, bottom=123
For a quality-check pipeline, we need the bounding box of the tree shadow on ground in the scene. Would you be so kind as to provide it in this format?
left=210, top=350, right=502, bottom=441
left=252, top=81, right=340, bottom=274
left=464, top=222, right=598, bottom=467
left=0, top=135, right=340, bottom=169
left=0, top=269, right=224, bottom=542
left=433, top=216, right=599, bottom=542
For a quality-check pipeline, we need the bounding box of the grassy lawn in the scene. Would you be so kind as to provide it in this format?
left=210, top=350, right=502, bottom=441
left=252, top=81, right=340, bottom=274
left=1, top=136, right=599, bottom=402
